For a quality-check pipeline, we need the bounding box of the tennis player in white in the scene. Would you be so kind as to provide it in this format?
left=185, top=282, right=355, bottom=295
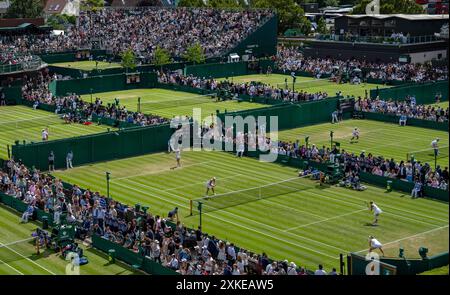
left=369, top=201, right=382, bottom=226
left=205, top=177, right=216, bottom=197
left=369, top=235, right=385, bottom=256
left=350, top=127, right=359, bottom=142
left=175, top=148, right=181, bottom=168
left=431, top=138, right=440, bottom=157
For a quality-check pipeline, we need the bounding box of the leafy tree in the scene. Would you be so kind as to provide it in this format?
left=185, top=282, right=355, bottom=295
left=121, top=49, right=137, bottom=73
left=352, top=0, right=424, bottom=14
left=5, top=0, right=43, bottom=18
left=153, top=46, right=171, bottom=70
left=207, top=0, right=242, bottom=8
left=177, top=0, right=206, bottom=7
left=46, top=14, right=76, bottom=30
left=81, top=0, right=105, bottom=11
left=183, top=43, right=206, bottom=64
left=316, top=16, right=328, bottom=34
left=253, top=0, right=311, bottom=34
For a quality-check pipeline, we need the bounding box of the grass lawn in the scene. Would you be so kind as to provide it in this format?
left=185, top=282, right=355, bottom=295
left=426, top=101, right=449, bottom=109
left=52, top=150, right=449, bottom=271
left=50, top=61, right=122, bottom=71
left=80, top=88, right=267, bottom=119
left=0, top=106, right=114, bottom=160
left=419, top=265, right=449, bottom=275
left=277, top=119, right=449, bottom=168
left=222, top=74, right=390, bottom=98
left=0, top=205, right=138, bottom=275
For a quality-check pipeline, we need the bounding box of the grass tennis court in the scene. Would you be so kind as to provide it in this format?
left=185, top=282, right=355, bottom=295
left=52, top=150, right=449, bottom=270
left=0, top=205, right=137, bottom=275
left=277, top=119, right=449, bottom=168
left=222, top=74, right=390, bottom=98
left=0, top=106, right=114, bottom=160
left=80, top=88, right=267, bottom=119
left=426, top=101, right=449, bottom=109
left=50, top=60, right=122, bottom=71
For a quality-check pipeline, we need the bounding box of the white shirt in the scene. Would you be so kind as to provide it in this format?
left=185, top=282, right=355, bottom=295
left=372, top=203, right=382, bottom=215
left=431, top=140, right=439, bottom=149
left=315, top=269, right=327, bottom=275
left=370, top=238, right=382, bottom=248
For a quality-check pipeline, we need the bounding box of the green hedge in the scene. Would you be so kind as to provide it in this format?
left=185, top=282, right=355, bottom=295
left=361, top=112, right=449, bottom=131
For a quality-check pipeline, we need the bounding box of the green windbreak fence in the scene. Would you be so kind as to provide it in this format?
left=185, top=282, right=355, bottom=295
left=12, top=124, right=173, bottom=171
left=1, top=86, right=22, bottom=104
left=50, top=73, right=158, bottom=96
left=218, top=97, right=344, bottom=130
left=39, top=50, right=109, bottom=64
left=361, top=112, right=449, bottom=131
left=348, top=252, right=449, bottom=275
left=370, top=80, right=449, bottom=103
left=185, top=61, right=249, bottom=78
left=92, top=235, right=179, bottom=275
left=0, top=192, right=54, bottom=226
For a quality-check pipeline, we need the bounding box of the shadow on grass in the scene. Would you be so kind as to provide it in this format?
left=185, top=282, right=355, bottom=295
left=85, top=247, right=142, bottom=275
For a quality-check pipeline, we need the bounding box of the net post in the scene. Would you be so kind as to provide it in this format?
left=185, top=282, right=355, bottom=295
left=189, top=199, right=193, bottom=216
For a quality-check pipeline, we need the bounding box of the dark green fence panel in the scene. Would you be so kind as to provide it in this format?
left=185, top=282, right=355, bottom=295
left=52, top=73, right=158, bottom=96
left=359, top=172, right=448, bottom=202
left=1, top=86, right=22, bottom=104
left=184, top=61, right=249, bottom=78
left=361, top=112, right=449, bottom=131
left=370, top=81, right=449, bottom=103
left=92, top=234, right=179, bottom=275
left=12, top=124, right=173, bottom=171
left=226, top=14, right=278, bottom=58
left=219, top=97, right=342, bottom=131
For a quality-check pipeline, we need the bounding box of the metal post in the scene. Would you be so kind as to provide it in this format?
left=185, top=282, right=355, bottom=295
left=106, top=172, right=111, bottom=199
left=90, top=88, right=93, bottom=104
left=198, top=201, right=203, bottom=229
left=138, top=97, right=141, bottom=113
left=435, top=152, right=437, bottom=170
left=330, top=131, right=334, bottom=149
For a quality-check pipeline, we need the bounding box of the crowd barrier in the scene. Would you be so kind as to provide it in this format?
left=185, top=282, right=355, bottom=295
left=12, top=124, right=173, bottom=171
left=1, top=85, right=22, bottom=104
left=92, top=234, right=179, bottom=275
left=370, top=80, right=449, bottom=104
left=361, top=111, right=449, bottom=132
left=348, top=252, right=449, bottom=275
left=50, top=73, right=158, bottom=96
left=0, top=191, right=54, bottom=226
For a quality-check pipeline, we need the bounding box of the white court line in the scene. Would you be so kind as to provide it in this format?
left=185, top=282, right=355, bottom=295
left=284, top=209, right=367, bottom=232
left=111, top=160, right=213, bottom=181
left=352, top=224, right=449, bottom=255
left=123, top=178, right=349, bottom=254
left=0, top=237, right=34, bottom=247
left=0, top=239, right=56, bottom=275
left=110, top=178, right=342, bottom=259
left=0, top=258, right=24, bottom=275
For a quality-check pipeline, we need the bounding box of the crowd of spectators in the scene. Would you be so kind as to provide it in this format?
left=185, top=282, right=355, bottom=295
left=276, top=46, right=448, bottom=83
left=0, top=43, right=34, bottom=67
left=0, top=158, right=330, bottom=275
left=0, top=7, right=273, bottom=61
left=21, top=70, right=168, bottom=127
left=158, top=71, right=328, bottom=102
left=354, top=96, right=449, bottom=123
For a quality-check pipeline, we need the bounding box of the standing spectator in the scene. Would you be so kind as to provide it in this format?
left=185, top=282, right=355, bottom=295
left=314, top=264, right=327, bottom=275
left=48, top=151, right=55, bottom=172
left=66, top=151, right=74, bottom=169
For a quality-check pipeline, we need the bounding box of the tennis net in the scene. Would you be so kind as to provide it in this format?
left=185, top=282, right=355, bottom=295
left=0, top=115, right=63, bottom=133
left=190, top=176, right=311, bottom=215
left=276, top=79, right=332, bottom=90
left=139, top=93, right=217, bottom=112
left=406, top=146, right=449, bottom=163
